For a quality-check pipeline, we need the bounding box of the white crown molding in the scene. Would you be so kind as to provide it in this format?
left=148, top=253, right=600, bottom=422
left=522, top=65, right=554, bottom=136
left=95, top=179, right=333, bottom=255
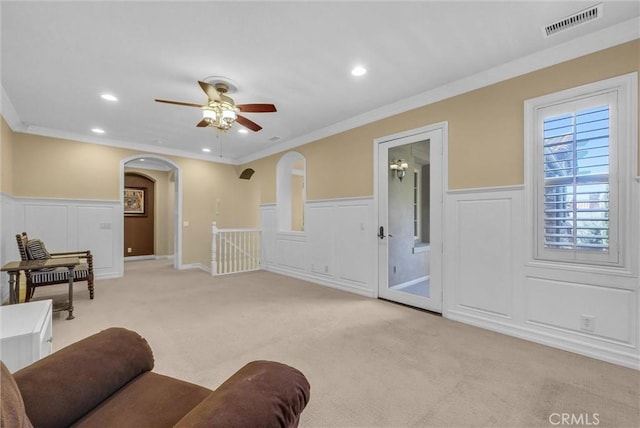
left=1, top=86, right=25, bottom=131
left=8, top=123, right=238, bottom=165
left=239, top=16, right=640, bottom=164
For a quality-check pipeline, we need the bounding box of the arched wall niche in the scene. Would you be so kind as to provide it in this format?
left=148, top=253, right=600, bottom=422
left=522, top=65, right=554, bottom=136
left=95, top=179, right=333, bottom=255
left=276, top=151, right=306, bottom=232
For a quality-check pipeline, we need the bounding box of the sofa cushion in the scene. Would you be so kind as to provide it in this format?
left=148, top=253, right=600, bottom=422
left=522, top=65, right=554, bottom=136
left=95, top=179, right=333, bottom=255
left=72, top=371, right=212, bottom=428
left=1, top=362, right=34, bottom=428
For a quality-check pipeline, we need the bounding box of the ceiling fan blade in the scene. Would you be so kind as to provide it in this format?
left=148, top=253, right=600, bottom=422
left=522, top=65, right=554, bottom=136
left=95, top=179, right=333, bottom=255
left=196, top=119, right=209, bottom=128
left=198, top=81, right=221, bottom=101
left=155, top=99, right=203, bottom=108
left=236, top=104, right=277, bottom=113
left=236, top=115, right=262, bottom=132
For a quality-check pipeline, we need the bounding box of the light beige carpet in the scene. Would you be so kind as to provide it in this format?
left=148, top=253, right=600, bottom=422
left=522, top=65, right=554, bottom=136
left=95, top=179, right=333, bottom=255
left=39, top=260, right=639, bottom=428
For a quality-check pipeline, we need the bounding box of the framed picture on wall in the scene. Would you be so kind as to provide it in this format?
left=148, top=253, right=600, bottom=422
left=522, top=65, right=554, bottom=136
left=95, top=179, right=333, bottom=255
left=124, top=187, right=145, bottom=215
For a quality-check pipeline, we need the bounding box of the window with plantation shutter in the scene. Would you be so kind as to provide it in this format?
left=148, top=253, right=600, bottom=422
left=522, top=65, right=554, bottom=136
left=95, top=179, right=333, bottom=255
left=542, top=104, right=611, bottom=252
left=525, top=73, right=636, bottom=268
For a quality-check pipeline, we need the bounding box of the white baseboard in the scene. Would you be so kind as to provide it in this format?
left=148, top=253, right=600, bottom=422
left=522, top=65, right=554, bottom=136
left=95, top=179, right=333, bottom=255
left=95, top=272, right=122, bottom=280
left=262, top=264, right=375, bottom=298
left=124, top=255, right=155, bottom=262
left=445, top=308, right=640, bottom=370
left=124, top=255, right=174, bottom=262
left=179, top=263, right=210, bottom=273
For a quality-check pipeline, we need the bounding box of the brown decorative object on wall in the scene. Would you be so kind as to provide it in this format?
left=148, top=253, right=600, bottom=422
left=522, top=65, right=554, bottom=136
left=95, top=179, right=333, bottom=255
left=239, top=168, right=255, bottom=180
left=124, top=188, right=145, bottom=215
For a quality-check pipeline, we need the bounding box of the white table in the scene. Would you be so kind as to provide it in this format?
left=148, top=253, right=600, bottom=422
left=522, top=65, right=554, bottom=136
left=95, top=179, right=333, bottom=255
left=0, top=299, right=53, bottom=372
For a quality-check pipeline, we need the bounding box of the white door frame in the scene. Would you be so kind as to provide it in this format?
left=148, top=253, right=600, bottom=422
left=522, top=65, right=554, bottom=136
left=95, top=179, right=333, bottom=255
left=372, top=121, right=448, bottom=311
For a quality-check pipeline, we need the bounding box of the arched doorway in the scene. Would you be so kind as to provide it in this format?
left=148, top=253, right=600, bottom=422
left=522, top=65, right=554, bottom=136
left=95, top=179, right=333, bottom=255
left=124, top=172, right=155, bottom=257
left=119, top=155, right=182, bottom=272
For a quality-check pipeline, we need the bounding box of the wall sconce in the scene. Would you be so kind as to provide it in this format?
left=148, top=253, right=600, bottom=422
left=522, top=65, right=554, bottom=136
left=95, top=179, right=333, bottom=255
left=389, top=160, right=409, bottom=181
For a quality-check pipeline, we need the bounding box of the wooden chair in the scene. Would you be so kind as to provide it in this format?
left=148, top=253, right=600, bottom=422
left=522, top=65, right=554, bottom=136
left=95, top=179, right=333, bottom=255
left=15, top=232, right=94, bottom=302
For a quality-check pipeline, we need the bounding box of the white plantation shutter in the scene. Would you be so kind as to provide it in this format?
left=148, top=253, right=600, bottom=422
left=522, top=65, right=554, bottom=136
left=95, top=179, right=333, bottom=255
left=535, top=91, right=620, bottom=265
left=543, top=105, right=610, bottom=250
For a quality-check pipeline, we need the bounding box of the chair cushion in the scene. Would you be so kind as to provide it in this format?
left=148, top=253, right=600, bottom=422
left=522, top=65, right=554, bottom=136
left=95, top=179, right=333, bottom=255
left=30, top=264, right=90, bottom=284
left=1, top=362, right=34, bottom=428
left=72, top=372, right=211, bottom=428
left=25, top=239, right=50, bottom=260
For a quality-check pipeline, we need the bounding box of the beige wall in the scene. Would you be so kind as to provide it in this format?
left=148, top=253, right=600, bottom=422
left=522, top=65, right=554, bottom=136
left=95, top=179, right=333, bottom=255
left=291, top=174, right=304, bottom=231
left=3, top=128, right=261, bottom=267
left=244, top=40, right=640, bottom=202
left=1, top=117, right=15, bottom=194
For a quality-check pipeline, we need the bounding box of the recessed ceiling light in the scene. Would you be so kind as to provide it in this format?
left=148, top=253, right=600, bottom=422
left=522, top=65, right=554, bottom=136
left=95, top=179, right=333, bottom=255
left=238, top=129, right=248, bottom=134
left=140, top=158, right=145, bottom=162
left=91, top=128, right=105, bottom=134
left=100, top=93, right=118, bottom=102
left=202, top=148, right=211, bottom=153
left=351, top=66, right=367, bottom=77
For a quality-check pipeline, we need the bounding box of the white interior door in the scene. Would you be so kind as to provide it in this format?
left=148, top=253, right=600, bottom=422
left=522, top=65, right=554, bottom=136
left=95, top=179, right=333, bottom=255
left=377, top=126, right=444, bottom=312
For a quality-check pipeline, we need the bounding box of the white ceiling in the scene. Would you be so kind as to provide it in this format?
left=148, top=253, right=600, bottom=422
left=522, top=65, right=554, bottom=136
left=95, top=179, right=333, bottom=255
left=2, top=1, right=638, bottom=165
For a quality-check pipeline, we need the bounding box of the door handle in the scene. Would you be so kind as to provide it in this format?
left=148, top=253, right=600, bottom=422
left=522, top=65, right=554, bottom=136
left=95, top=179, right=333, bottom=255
left=378, top=226, right=385, bottom=239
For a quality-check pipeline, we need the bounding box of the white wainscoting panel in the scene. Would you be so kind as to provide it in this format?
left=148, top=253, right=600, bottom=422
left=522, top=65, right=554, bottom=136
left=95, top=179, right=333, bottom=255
left=260, top=197, right=375, bottom=296
left=5, top=196, right=122, bottom=280
left=525, top=277, right=635, bottom=345
left=276, top=233, right=306, bottom=271
left=24, top=205, right=70, bottom=249
left=454, top=197, right=514, bottom=318
left=77, top=206, right=116, bottom=273
left=306, top=205, right=333, bottom=276
left=335, top=202, right=374, bottom=286
left=1, top=194, right=18, bottom=303
left=444, top=185, right=640, bottom=369
left=260, top=205, right=276, bottom=267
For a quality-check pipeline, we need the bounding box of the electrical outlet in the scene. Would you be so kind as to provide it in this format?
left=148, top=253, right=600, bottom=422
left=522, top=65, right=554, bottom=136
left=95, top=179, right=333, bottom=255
left=580, top=315, right=595, bottom=332
left=127, top=248, right=132, bottom=253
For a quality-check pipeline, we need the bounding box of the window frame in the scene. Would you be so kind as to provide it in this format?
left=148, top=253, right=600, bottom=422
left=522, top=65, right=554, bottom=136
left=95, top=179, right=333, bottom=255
left=524, top=72, right=637, bottom=270
left=413, top=167, right=422, bottom=241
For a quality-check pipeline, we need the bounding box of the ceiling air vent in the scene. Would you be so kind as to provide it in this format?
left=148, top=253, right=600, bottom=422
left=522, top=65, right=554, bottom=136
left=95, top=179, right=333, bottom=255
left=543, top=3, right=603, bottom=37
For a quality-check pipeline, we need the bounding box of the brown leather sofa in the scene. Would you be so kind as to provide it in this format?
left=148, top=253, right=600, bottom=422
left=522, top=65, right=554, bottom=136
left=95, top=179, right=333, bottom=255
left=1, top=328, right=310, bottom=427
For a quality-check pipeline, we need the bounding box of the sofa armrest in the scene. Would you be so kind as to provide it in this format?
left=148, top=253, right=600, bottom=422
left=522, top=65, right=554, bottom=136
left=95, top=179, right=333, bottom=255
left=14, top=328, right=154, bottom=428
left=175, top=360, right=310, bottom=428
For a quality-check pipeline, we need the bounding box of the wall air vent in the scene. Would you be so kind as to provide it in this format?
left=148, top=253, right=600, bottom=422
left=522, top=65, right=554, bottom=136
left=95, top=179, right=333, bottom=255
left=543, top=3, right=603, bottom=37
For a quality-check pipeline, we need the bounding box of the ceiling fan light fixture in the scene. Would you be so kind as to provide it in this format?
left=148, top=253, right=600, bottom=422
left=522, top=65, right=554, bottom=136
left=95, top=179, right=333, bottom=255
left=222, top=108, right=236, bottom=123
left=202, top=108, right=216, bottom=121
left=156, top=79, right=275, bottom=133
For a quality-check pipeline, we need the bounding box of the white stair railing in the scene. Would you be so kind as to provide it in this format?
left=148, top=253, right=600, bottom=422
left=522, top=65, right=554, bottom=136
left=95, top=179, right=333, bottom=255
left=211, top=222, right=261, bottom=275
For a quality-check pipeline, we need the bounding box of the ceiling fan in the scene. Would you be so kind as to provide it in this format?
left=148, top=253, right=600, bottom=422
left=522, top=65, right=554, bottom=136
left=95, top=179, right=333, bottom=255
left=155, top=80, right=276, bottom=132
